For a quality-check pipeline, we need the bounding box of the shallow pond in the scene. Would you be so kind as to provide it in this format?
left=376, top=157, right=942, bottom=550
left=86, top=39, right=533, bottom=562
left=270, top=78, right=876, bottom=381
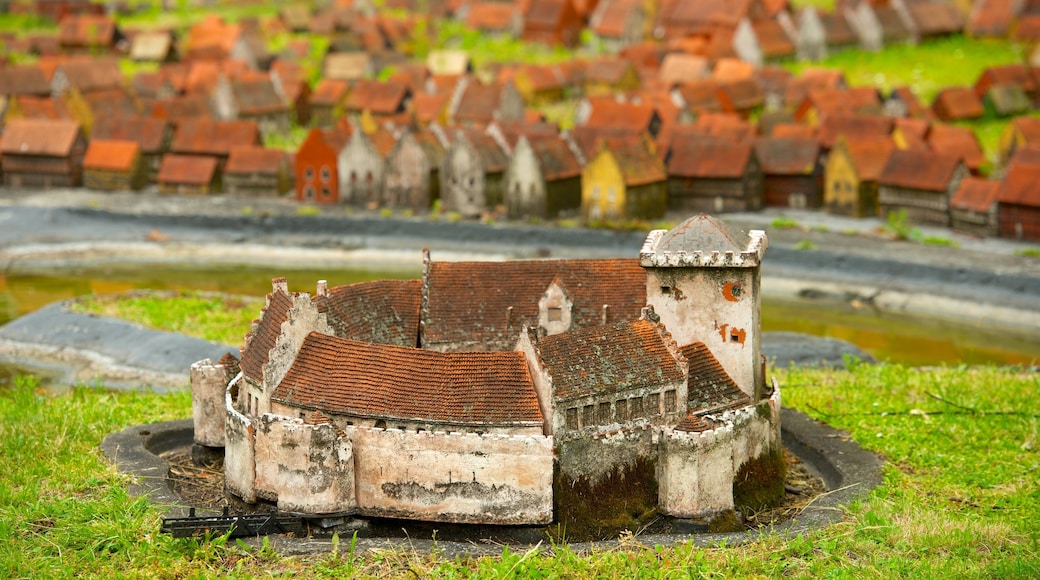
left=0, top=264, right=1037, bottom=390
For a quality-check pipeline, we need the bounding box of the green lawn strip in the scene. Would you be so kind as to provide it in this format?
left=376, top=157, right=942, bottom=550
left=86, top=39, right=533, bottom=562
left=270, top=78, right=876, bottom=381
left=1, top=363, right=1038, bottom=577
left=69, top=291, right=263, bottom=346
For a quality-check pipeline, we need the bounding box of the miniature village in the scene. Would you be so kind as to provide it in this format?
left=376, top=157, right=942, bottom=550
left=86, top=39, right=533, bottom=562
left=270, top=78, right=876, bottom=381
left=0, top=0, right=1038, bottom=243
left=188, top=213, right=785, bottom=534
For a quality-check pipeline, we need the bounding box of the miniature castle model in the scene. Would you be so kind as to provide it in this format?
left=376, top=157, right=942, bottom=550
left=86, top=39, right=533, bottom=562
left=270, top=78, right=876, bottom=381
left=191, top=214, right=782, bottom=526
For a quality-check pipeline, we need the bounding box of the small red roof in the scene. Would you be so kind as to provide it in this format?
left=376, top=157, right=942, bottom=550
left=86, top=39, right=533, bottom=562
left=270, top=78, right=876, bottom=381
left=157, top=154, right=219, bottom=185
left=878, top=149, right=962, bottom=192
left=0, top=118, right=81, bottom=156
left=225, top=146, right=286, bottom=175
left=932, top=87, right=985, bottom=122
left=82, top=139, right=139, bottom=171
left=997, top=163, right=1040, bottom=207
left=951, top=177, right=1000, bottom=213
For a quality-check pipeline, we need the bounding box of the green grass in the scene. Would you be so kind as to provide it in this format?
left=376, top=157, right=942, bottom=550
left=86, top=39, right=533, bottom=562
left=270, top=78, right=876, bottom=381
left=1016, top=247, right=1040, bottom=258
left=921, top=235, right=960, bottom=248
left=69, top=291, right=263, bottom=346
left=771, top=216, right=801, bottom=230
left=1, top=363, right=1038, bottom=576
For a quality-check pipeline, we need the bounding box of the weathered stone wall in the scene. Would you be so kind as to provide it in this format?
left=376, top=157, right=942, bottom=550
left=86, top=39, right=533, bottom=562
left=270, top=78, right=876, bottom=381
left=224, top=384, right=257, bottom=503
left=191, top=359, right=229, bottom=447
left=349, top=426, right=554, bottom=524
left=253, top=415, right=356, bottom=514
left=657, top=387, right=782, bottom=519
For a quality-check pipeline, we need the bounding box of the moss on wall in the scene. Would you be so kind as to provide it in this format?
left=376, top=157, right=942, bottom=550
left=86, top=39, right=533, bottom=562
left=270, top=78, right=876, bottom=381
left=733, top=446, right=786, bottom=513
left=552, top=456, right=658, bottom=541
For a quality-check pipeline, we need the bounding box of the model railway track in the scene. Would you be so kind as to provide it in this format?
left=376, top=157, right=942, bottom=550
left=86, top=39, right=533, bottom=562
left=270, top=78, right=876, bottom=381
left=160, top=507, right=306, bottom=538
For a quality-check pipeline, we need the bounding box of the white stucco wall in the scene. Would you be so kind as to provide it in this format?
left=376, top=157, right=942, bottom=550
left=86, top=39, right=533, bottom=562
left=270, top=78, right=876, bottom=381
left=253, top=415, right=356, bottom=514
left=224, top=386, right=257, bottom=503
left=349, top=426, right=554, bottom=524
left=190, top=359, right=228, bottom=447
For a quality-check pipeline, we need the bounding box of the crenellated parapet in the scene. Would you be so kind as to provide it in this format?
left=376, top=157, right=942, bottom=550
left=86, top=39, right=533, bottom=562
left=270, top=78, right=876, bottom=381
left=639, top=229, right=768, bottom=268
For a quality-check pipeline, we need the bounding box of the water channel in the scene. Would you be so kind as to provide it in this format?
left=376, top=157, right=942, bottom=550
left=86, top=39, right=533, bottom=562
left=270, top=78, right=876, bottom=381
left=1, top=264, right=1037, bottom=389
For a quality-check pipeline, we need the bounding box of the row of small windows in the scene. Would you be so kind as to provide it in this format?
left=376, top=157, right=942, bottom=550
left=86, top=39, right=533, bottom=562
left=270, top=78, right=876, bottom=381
left=564, top=389, right=677, bottom=431
left=589, top=185, right=618, bottom=204
left=303, top=166, right=332, bottom=184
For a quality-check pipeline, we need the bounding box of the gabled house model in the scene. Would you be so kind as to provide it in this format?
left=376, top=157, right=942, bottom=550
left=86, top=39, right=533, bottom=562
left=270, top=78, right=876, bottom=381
left=190, top=214, right=783, bottom=530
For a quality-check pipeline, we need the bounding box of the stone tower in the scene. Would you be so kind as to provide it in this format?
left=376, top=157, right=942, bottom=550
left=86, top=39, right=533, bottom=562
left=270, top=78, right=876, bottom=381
left=640, top=214, right=768, bottom=399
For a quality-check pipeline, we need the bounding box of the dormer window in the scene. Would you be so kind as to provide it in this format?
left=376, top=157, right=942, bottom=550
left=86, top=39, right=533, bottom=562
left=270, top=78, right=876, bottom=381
left=548, top=307, right=562, bottom=322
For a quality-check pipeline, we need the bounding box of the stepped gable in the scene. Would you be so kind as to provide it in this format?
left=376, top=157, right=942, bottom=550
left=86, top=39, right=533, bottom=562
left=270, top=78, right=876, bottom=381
left=536, top=319, right=686, bottom=401
left=273, top=333, right=543, bottom=426
left=314, top=279, right=422, bottom=347
left=681, top=342, right=749, bottom=414
left=423, top=258, right=646, bottom=348
left=240, top=282, right=294, bottom=384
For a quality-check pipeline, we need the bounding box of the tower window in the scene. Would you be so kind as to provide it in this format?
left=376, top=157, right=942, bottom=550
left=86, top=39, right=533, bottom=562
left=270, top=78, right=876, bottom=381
left=660, top=286, right=672, bottom=295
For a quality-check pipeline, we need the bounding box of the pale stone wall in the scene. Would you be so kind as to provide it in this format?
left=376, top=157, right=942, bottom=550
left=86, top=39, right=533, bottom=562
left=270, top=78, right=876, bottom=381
left=191, top=359, right=228, bottom=447
left=253, top=415, right=356, bottom=514
left=349, top=426, right=554, bottom=524
left=224, top=383, right=257, bottom=503
left=657, top=387, right=782, bottom=519
left=556, top=425, right=656, bottom=482
left=515, top=329, right=555, bottom=436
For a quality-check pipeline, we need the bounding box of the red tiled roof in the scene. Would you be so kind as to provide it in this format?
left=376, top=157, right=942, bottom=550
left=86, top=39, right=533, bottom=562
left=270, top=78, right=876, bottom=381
left=611, top=137, right=667, bottom=186
left=466, top=1, right=518, bottom=31
left=1014, top=14, right=1040, bottom=41
left=968, top=0, right=1016, bottom=37
left=58, top=58, right=124, bottom=93
left=584, top=99, right=658, bottom=133
left=878, top=149, right=962, bottom=192
left=82, top=139, right=139, bottom=171
left=526, top=135, right=583, bottom=181
left=658, top=53, right=709, bottom=87
left=273, top=332, right=543, bottom=425
left=58, top=14, right=117, bottom=47
left=315, top=279, right=422, bottom=347
left=225, top=146, right=285, bottom=175
left=840, top=137, right=895, bottom=182
left=0, top=119, right=81, bottom=156
left=932, top=87, right=985, bottom=121
left=770, top=122, right=815, bottom=139
left=681, top=341, right=749, bottom=415
left=309, top=79, right=350, bottom=106
left=240, top=286, right=293, bottom=383
left=753, top=18, right=795, bottom=59
left=668, top=137, right=754, bottom=179
left=817, top=113, right=893, bottom=149
left=170, top=119, right=261, bottom=157
left=927, top=124, right=984, bottom=171
left=232, top=77, right=288, bottom=117
left=0, top=65, right=51, bottom=96
left=157, top=154, right=218, bottom=185
left=907, top=1, right=964, bottom=37
left=951, top=176, right=1000, bottom=213
left=345, top=79, right=409, bottom=115
left=996, top=163, right=1040, bottom=207
left=423, top=258, right=647, bottom=347
left=590, top=0, right=641, bottom=38
left=11, top=95, right=72, bottom=120
left=538, top=319, right=686, bottom=401
left=676, top=79, right=723, bottom=114
left=753, top=136, right=820, bottom=176
left=716, top=78, right=764, bottom=113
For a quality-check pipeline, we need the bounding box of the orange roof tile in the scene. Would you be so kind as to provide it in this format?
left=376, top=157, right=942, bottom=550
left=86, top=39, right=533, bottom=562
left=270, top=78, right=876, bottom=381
left=927, top=124, right=984, bottom=171
left=225, top=146, right=286, bottom=175
left=951, top=176, right=1000, bottom=213
left=681, top=341, right=749, bottom=415
left=82, top=139, right=139, bottom=171
left=997, top=163, right=1040, bottom=207
left=668, top=136, right=755, bottom=179
left=841, top=136, right=896, bottom=182
left=157, top=154, right=218, bottom=185
left=315, top=279, right=421, bottom=347
left=0, top=119, right=81, bottom=156
left=753, top=136, right=820, bottom=176
left=878, top=149, right=962, bottom=192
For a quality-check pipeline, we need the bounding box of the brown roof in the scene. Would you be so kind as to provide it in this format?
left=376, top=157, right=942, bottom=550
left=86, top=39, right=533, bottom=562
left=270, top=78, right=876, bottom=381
left=878, top=149, right=962, bottom=192
left=58, top=14, right=117, bottom=48
left=753, top=18, right=795, bottom=59
left=770, top=122, right=816, bottom=139
left=345, top=79, right=410, bottom=115
left=681, top=341, right=749, bottom=415
left=689, top=113, right=755, bottom=142
left=840, top=137, right=895, bottom=182
left=997, top=163, right=1040, bottom=207
left=712, top=58, right=755, bottom=84
left=273, top=332, right=543, bottom=425
left=157, top=154, right=219, bottom=185
left=233, top=77, right=288, bottom=117
left=753, top=136, right=820, bottom=175
left=58, top=58, right=124, bottom=93
left=800, top=86, right=881, bottom=119
left=590, top=0, right=641, bottom=38
left=676, top=79, right=723, bottom=114
left=819, top=10, right=857, bottom=46
left=977, top=63, right=1037, bottom=93
left=240, top=284, right=293, bottom=383
left=668, top=137, right=755, bottom=179
left=170, top=119, right=260, bottom=157
left=309, top=78, right=349, bottom=107
left=611, top=138, right=667, bottom=185
left=570, top=125, right=641, bottom=160
left=906, top=1, right=964, bottom=38
left=0, top=119, right=81, bottom=156
left=454, top=80, right=508, bottom=125
left=1015, top=14, right=1040, bottom=41
left=225, top=146, right=286, bottom=175
left=411, top=91, right=449, bottom=123
left=0, top=65, right=52, bottom=96
left=932, top=87, right=985, bottom=122
left=83, top=87, right=139, bottom=118
left=149, top=94, right=214, bottom=124
left=315, top=279, right=422, bottom=347
left=11, top=95, right=71, bottom=120
left=423, top=258, right=646, bottom=347
left=817, top=113, right=893, bottom=149
left=968, top=0, right=1016, bottom=37
left=951, top=176, right=1000, bottom=213
left=889, top=86, right=933, bottom=120
left=658, top=53, right=710, bottom=87
left=584, top=56, right=637, bottom=85
left=584, top=99, right=658, bottom=133
left=783, top=68, right=846, bottom=105
left=466, top=1, right=518, bottom=31
left=526, top=135, right=583, bottom=181
left=82, top=139, right=139, bottom=171
left=525, top=0, right=573, bottom=28
left=538, top=319, right=686, bottom=401
left=927, top=124, right=984, bottom=171
left=716, top=78, right=764, bottom=113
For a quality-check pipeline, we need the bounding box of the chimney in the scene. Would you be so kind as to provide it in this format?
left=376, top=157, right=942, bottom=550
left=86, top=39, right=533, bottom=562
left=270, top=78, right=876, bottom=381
left=316, top=279, right=328, bottom=297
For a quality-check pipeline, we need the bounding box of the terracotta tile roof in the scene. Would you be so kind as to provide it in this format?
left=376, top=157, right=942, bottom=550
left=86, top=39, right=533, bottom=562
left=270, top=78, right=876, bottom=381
left=58, top=14, right=117, bottom=48
left=819, top=10, right=857, bottom=46
left=58, top=58, right=124, bottom=93
left=157, top=154, right=218, bottom=186
left=658, top=53, right=710, bottom=87
left=309, top=78, right=349, bottom=107
left=149, top=93, right=215, bottom=124
left=1014, top=14, right=1040, bottom=41
left=11, top=95, right=71, bottom=120
left=170, top=119, right=261, bottom=157
left=456, top=128, right=510, bottom=173
left=466, top=1, right=518, bottom=31
left=411, top=91, right=449, bottom=124
left=423, top=258, right=646, bottom=347
left=681, top=341, right=749, bottom=415
left=1009, top=116, right=1040, bottom=144
left=753, top=18, right=795, bottom=59
left=584, top=56, right=637, bottom=85
left=225, top=146, right=286, bottom=175
left=0, top=119, right=81, bottom=156
left=454, top=81, right=505, bottom=124
left=569, top=125, right=640, bottom=160
left=951, top=176, right=1000, bottom=213
left=589, top=0, right=641, bottom=37
left=716, top=78, right=764, bottom=113
left=753, top=136, right=820, bottom=176
left=689, top=113, right=755, bottom=142
left=676, top=79, right=723, bottom=114
left=927, top=124, right=984, bottom=171
left=369, top=128, right=398, bottom=157
left=491, top=119, right=560, bottom=150
left=240, top=285, right=293, bottom=383
left=527, top=135, right=583, bottom=181
left=878, top=149, right=962, bottom=192
left=932, top=87, right=985, bottom=122
left=800, top=86, right=881, bottom=118
left=83, top=87, right=139, bottom=118
left=906, top=1, right=964, bottom=37
left=997, top=163, right=1040, bottom=207
left=1008, top=143, right=1040, bottom=167
left=525, top=0, right=572, bottom=27
left=668, top=137, right=754, bottom=179
left=841, top=136, right=895, bottom=182
left=584, top=99, right=658, bottom=133
left=889, top=86, right=933, bottom=120
left=817, top=113, right=892, bottom=149
left=712, top=58, right=755, bottom=84
left=315, top=279, right=421, bottom=347
left=82, top=139, right=139, bottom=171
left=274, top=332, right=543, bottom=425
left=783, top=67, right=846, bottom=105
left=0, top=65, right=52, bottom=96
left=968, top=0, right=1016, bottom=36
left=660, top=0, right=752, bottom=30
left=186, top=16, right=241, bottom=60
left=770, top=122, right=815, bottom=139
left=537, top=319, right=685, bottom=401
left=345, top=79, right=410, bottom=115
left=612, top=138, right=667, bottom=186
left=674, top=412, right=714, bottom=432
left=516, top=63, right=566, bottom=92
left=874, top=6, right=914, bottom=42
left=387, top=61, right=430, bottom=93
